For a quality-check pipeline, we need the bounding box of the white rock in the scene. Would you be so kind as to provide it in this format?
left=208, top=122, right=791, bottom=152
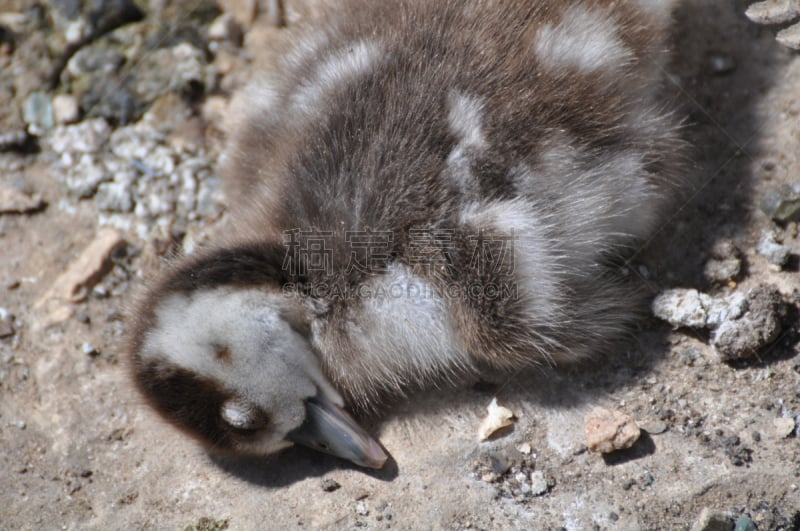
left=52, top=94, right=81, bottom=125
left=477, top=398, right=515, bottom=441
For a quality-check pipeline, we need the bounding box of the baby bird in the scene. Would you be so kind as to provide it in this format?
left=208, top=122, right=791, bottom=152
left=129, top=0, right=686, bottom=469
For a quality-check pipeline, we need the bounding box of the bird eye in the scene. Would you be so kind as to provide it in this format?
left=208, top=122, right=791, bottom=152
left=220, top=398, right=268, bottom=435
left=212, top=343, right=232, bottom=364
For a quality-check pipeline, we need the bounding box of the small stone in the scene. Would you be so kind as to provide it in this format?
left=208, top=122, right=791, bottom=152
left=777, top=22, right=800, bottom=49
left=757, top=231, right=790, bottom=267
left=773, top=416, right=796, bottom=438
left=760, top=186, right=800, bottom=223
left=321, top=478, right=341, bottom=492
left=529, top=471, right=549, bottom=496
left=82, top=342, right=99, bottom=357
left=481, top=472, right=499, bottom=483
left=711, top=284, right=786, bottom=361
left=356, top=500, right=369, bottom=516
left=516, top=442, right=532, bottom=455
left=652, top=288, right=712, bottom=329
left=23, top=92, right=54, bottom=132
left=0, top=186, right=46, bottom=214
left=208, top=13, right=243, bottom=45
left=96, top=178, right=136, bottom=213
left=703, top=239, right=742, bottom=284
left=746, top=0, right=800, bottom=24
left=477, top=398, right=515, bottom=441
left=585, top=407, right=641, bottom=454
left=690, top=508, right=733, bottom=531
left=705, top=292, right=748, bottom=329
left=52, top=94, right=80, bottom=125
left=47, top=119, right=111, bottom=155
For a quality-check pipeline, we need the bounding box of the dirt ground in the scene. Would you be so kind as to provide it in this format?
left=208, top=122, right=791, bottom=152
left=1, top=0, right=799, bottom=529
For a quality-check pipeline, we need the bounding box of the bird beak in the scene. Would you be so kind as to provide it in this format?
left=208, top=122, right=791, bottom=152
left=288, top=395, right=388, bottom=469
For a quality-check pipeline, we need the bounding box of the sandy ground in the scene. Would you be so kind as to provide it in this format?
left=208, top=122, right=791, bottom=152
left=1, top=0, right=799, bottom=529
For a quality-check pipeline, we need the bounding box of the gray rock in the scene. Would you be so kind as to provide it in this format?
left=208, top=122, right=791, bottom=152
left=653, top=288, right=749, bottom=330
left=777, top=22, right=800, bottom=49
left=529, top=471, right=549, bottom=496
left=64, top=154, right=111, bottom=198
left=47, top=118, right=111, bottom=155
left=22, top=92, right=54, bottom=132
left=745, top=0, right=800, bottom=24
left=773, top=416, right=796, bottom=438
left=96, top=178, right=136, bottom=213
left=761, top=185, right=800, bottom=223
left=652, top=289, right=712, bottom=329
left=65, top=45, right=126, bottom=79
left=711, top=284, right=787, bottom=361
left=757, top=231, right=791, bottom=267
left=705, top=292, right=748, bottom=329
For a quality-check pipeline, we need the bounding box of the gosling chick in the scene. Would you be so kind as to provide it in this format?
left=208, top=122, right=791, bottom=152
left=130, top=0, right=685, bottom=469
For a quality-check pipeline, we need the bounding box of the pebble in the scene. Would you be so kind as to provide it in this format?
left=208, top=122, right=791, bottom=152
left=653, top=288, right=749, bottom=331
left=711, top=284, right=786, bottom=361
left=756, top=231, right=790, bottom=267
left=320, top=478, right=341, bottom=492
left=82, top=342, right=99, bottom=357
left=773, top=416, right=796, bottom=438
left=356, top=500, right=369, bottom=516
left=584, top=407, right=641, bottom=454
left=22, top=92, right=54, bottom=132
left=777, top=22, right=800, bottom=49
left=477, top=398, right=515, bottom=441
left=652, top=289, right=711, bottom=329
left=760, top=185, right=800, bottom=223
left=52, top=94, right=80, bottom=125
left=746, top=0, right=800, bottom=24
left=529, top=471, right=548, bottom=496
left=208, top=13, right=243, bottom=45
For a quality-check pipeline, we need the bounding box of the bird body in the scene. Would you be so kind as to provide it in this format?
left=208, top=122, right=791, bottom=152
left=130, top=0, right=685, bottom=468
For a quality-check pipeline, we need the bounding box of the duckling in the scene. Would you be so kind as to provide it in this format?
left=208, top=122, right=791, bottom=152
left=129, top=0, right=686, bottom=469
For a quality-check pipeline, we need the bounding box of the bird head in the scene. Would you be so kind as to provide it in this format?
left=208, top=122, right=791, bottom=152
left=128, top=244, right=387, bottom=469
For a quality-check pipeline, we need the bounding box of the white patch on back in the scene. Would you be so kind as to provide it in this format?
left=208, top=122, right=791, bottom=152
left=446, top=91, right=487, bottom=195
left=459, top=198, right=562, bottom=333
left=327, top=263, right=468, bottom=393
left=291, top=40, right=383, bottom=115
left=534, top=5, right=631, bottom=73
left=512, top=134, right=658, bottom=262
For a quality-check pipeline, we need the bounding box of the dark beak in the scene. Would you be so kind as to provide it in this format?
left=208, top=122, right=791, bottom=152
left=287, top=396, right=388, bottom=469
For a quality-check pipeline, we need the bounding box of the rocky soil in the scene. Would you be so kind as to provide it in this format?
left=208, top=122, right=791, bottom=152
left=1, top=0, right=799, bottom=529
